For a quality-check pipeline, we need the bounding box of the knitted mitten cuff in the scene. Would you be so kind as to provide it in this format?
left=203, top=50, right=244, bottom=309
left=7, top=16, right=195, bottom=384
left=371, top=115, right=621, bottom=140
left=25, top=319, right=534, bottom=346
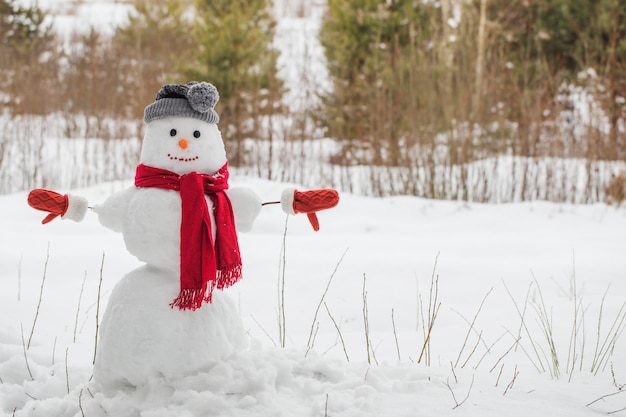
left=63, top=194, right=89, bottom=222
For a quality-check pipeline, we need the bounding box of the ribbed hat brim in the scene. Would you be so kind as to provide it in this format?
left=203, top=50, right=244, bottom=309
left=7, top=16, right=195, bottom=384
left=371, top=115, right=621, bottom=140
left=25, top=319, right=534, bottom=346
left=144, top=97, right=219, bottom=124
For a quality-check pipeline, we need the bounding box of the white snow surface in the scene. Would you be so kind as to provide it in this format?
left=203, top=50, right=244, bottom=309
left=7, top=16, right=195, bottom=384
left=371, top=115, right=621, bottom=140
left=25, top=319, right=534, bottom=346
left=1, top=179, right=626, bottom=416
left=4, top=1, right=626, bottom=415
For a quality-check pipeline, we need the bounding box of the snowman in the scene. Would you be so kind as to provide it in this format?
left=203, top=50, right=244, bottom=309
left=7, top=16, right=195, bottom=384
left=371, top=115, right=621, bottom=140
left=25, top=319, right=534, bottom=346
left=27, top=82, right=339, bottom=390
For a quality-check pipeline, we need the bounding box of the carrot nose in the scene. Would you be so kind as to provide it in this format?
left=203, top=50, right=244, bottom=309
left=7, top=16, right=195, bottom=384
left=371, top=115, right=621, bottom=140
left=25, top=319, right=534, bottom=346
left=178, top=138, right=188, bottom=149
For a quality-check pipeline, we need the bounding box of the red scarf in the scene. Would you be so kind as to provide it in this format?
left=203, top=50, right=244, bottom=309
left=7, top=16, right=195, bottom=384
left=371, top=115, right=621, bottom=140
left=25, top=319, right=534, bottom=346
left=134, top=163, right=242, bottom=310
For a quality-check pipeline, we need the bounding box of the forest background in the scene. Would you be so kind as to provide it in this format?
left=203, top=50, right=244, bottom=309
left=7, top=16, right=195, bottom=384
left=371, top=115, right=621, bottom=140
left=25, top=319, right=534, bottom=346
left=1, top=0, right=625, bottom=204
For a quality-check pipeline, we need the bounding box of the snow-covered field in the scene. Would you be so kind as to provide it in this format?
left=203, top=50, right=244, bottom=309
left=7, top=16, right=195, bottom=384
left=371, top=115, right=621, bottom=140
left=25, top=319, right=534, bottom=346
left=3, top=1, right=626, bottom=416
left=1, top=178, right=625, bottom=416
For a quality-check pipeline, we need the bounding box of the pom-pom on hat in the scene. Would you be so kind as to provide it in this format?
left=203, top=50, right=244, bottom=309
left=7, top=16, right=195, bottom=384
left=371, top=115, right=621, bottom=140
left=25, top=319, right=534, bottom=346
left=144, top=81, right=220, bottom=124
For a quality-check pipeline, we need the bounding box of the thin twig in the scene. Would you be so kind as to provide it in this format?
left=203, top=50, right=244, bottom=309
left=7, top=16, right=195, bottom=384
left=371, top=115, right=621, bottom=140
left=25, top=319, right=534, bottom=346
left=490, top=336, right=521, bottom=373
left=495, top=363, right=505, bottom=387
left=278, top=216, right=288, bottom=348
left=51, top=336, right=57, bottom=367
left=370, top=339, right=380, bottom=366
left=20, top=324, right=33, bottom=380
left=455, top=287, right=493, bottom=368
left=591, top=285, right=610, bottom=371
left=78, top=389, right=86, bottom=417
left=321, top=341, right=341, bottom=357
left=306, top=248, right=349, bottom=355
left=503, top=365, right=519, bottom=395
left=530, top=273, right=560, bottom=378
left=28, top=242, right=51, bottom=349
left=65, top=347, right=70, bottom=394
left=502, top=279, right=545, bottom=373
left=586, top=389, right=626, bottom=407
left=324, top=393, right=329, bottom=417
left=418, top=254, right=440, bottom=365
left=250, top=316, right=277, bottom=347
left=324, top=302, right=349, bottom=362
left=474, top=330, right=508, bottom=370
left=93, top=252, right=105, bottom=365
left=461, top=330, right=483, bottom=369
left=418, top=301, right=441, bottom=365
left=74, top=272, right=87, bottom=343
left=592, top=299, right=626, bottom=375
left=567, top=251, right=580, bottom=382
left=392, top=308, right=401, bottom=361
left=86, top=387, right=108, bottom=415
left=444, top=374, right=475, bottom=409
left=610, top=362, right=624, bottom=390
left=450, top=362, right=458, bottom=383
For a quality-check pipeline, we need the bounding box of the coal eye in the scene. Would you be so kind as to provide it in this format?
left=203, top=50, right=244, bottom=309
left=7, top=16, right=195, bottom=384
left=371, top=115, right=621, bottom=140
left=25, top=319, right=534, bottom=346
left=193, top=130, right=201, bottom=138
left=169, top=129, right=177, bottom=137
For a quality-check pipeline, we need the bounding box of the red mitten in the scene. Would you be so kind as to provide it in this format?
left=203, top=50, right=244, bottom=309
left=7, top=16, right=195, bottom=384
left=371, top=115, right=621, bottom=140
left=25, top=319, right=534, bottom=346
left=28, top=189, right=69, bottom=224
left=281, top=188, right=340, bottom=231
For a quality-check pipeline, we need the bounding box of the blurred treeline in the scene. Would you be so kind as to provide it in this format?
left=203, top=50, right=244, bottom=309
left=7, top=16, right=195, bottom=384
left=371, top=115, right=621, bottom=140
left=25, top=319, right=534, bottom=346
left=0, top=0, right=282, bottom=165
left=1, top=0, right=625, bottom=202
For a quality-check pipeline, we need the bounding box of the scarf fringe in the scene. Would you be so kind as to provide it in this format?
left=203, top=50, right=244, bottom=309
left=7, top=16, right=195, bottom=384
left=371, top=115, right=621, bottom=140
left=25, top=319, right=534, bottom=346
left=170, top=286, right=213, bottom=311
left=216, top=264, right=243, bottom=290
left=170, top=264, right=241, bottom=311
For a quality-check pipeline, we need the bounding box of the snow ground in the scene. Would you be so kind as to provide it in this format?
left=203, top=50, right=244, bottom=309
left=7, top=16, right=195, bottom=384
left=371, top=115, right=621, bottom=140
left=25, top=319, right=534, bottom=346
left=1, top=178, right=625, bottom=416
left=4, top=1, right=626, bottom=415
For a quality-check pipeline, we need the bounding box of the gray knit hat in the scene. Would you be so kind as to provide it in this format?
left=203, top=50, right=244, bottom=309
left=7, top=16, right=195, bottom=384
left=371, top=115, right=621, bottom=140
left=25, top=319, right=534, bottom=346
left=144, top=81, right=220, bottom=124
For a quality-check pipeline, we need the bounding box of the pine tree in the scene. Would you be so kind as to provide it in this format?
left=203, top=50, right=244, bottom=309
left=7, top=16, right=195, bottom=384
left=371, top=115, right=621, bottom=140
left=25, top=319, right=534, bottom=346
left=319, top=0, right=439, bottom=166
left=188, top=0, right=283, bottom=166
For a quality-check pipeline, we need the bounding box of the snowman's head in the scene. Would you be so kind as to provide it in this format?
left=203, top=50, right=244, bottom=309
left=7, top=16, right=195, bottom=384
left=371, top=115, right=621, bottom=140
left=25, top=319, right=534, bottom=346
left=141, top=82, right=227, bottom=175
left=140, top=117, right=227, bottom=175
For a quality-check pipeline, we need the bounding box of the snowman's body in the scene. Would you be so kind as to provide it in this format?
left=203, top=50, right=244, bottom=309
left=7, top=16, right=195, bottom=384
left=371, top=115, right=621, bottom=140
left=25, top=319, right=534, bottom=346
left=92, top=113, right=261, bottom=389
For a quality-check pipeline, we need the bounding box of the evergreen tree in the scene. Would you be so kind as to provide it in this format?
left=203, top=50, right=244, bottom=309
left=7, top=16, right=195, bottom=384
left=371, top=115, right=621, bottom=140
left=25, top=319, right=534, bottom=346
left=188, top=0, right=283, bottom=166
left=319, top=0, right=439, bottom=165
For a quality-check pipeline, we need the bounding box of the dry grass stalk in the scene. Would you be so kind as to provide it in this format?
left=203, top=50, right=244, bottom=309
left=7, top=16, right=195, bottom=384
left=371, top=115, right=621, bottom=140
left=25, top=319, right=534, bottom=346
left=454, top=287, right=493, bottom=368
left=417, top=254, right=441, bottom=365
left=590, top=299, right=626, bottom=375
left=65, top=347, right=70, bottom=394
left=324, top=302, right=349, bottom=362
left=28, top=242, right=50, bottom=349
left=73, top=272, right=87, bottom=343
left=305, top=248, right=348, bottom=356
left=20, top=324, right=33, bottom=381
left=529, top=274, right=560, bottom=378
left=391, top=308, right=401, bottom=361
left=502, top=365, right=519, bottom=396
left=503, top=280, right=546, bottom=373
left=362, top=274, right=371, bottom=365
left=277, top=216, right=289, bottom=348
left=445, top=374, right=475, bottom=409
left=93, top=252, right=105, bottom=365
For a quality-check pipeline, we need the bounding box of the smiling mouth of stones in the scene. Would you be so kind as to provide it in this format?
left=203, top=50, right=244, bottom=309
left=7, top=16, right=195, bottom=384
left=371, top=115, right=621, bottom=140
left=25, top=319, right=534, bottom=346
left=168, top=154, right=199, bottom=162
